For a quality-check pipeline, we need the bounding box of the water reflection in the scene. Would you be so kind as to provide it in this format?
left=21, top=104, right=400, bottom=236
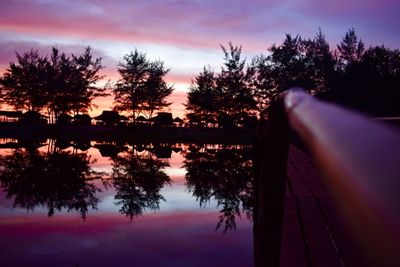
left=0, top=139, right=255, bottom=228
left=184, top=144, right=255, bottom=232
left=94, top=141, right=129, bottom=158
left=111, top=147, right=171, bottom=220
left=0, top=139, right=255, bottom=266
left=0, top=142, right=101, bottom=219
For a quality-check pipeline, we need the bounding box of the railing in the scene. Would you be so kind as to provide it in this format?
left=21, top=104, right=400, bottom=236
left=256, top=88, right=400, bottom=267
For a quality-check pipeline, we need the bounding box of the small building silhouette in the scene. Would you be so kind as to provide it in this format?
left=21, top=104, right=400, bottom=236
left=94, top=142, right=128, bottom=158
left=153, top=143, right=172, bottom=158
left=56, top=114, right=73, bottom=125
left=154, top=112, right=173, bottom=127
left=94, top=111, right=129, bottom=126
left=135, top=115, right=148, bottom=125
left=185, top=114, right=203, bottom=127
left=73, top=114, right=92, bottom=125
left=173, top=117, right=184, bottom=127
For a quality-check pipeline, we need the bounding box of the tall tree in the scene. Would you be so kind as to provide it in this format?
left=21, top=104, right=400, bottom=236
left=251, top=30, right=336, bottom=113
left=251, top=34, right=311, bottom=112
left=0, top=50, right=48, bottom=112
left=250, top=55, right=275, bottom=111
left=70, top=47, right=105, bottom=115
left=186, top=43, right=256, bottom=127
left=185, top=67, right=220, bottom=126
left=0, top=47, right=104, bottom=123
left=269, top=34, right=313, bottom=92
left=303, top=29, right=336, bottom=93
left=47, top=47, right=105, bottom=120
left=113, top=49, right=173, bottom=120
left=337, top=28, right=365, bottom=69
left=216, top=42, right=257, bottom=126
left=112, top=148, right=170, bottom=220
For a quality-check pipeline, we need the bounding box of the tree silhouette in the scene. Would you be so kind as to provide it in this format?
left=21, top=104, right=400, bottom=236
left=250, top=32, right=334, bottom=111
left=186, top=43, right=256, bottom=127
left=184, top=145, right=254, bottom=232
left=337, top=28, right=365, bottom=69
left=322, top=44, right=400, bottom=116
left=185, top=67, right=219, bottom=127
left=46, top=47, right=105, bottom=122
left=268, top=34, right=315, bottom=92
left=0, top=47, right=105, bottom=123
left=111, top=148, right=171, bottom=220
left=113, top=49, right=173, bottom=120
left=0, top=146, right=101, bottom=219
left=250, top=54, right=275, bottom=111
left=217, top=43, right=257, bottom=126
left=0, top=50, right=48, bottom=112
left=303, top=29, right=336, bottom=93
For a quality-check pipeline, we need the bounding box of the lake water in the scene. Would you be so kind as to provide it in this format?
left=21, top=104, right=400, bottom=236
left=0, top=139, right=254, bottom=267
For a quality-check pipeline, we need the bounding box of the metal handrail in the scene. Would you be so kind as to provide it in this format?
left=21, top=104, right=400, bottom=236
left=282, top=88, right=400, bottom=266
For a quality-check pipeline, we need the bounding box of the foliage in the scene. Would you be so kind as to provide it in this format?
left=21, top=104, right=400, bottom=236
left=185, top=67, right=219, bottom=126
left=111, top=148, right=171, bottom=220
left=337, top=28, right=365, bottom=69
left=0, top=50, right=48, bottom=111
left=321, top=44, right=400, bottom=116
left=1, top=28, right=400, bottom=123
left=217, top=43, right=257, bottom=125
left=184, top=145, right=254, bottom=232
left=303, top=29, right=336, bottom=93
left=113, top=49, right=173, bottom=120
left=0, top=47, right=104, bottom=122
left=51, top=47, right=105, bottom=117
left=186, top=33, right=338, bottom=124
left=186, top=43, right=257, bottom=127
left=0, top=147, right=100, bottom=219
left=251, top=30, right=335, bottom=112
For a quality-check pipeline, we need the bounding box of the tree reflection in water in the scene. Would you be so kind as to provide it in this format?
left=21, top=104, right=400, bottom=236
left=0, top=140, right=101, bottom=219
left=184, top=144, right=255, bottom=232
left=111, top=146, right=171, bottom=220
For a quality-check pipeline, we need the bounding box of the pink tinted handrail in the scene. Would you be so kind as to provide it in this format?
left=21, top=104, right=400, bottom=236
left=282, top=88, right=400, bottom=267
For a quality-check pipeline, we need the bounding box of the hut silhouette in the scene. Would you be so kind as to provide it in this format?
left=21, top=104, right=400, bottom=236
left=94, top=111, right=128, bottom=126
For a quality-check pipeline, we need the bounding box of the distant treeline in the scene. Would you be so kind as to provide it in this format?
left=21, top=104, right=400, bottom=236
left=1, top=28, right=399, bottom=127
left=187, top=28, right=400, bottom=127
left=0, top=47, right=172, bottom=124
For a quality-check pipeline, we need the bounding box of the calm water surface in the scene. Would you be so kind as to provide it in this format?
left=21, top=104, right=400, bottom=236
left=0, top=139, right=254, bottom=267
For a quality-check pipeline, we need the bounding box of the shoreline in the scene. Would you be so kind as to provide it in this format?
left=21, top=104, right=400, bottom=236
left=0, top=123, right=256, bottom=144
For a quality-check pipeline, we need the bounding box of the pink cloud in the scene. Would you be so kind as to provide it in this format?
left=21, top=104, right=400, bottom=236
left=2, top=0, right=399, bottom=54
left=1, top=0, right=399, bottom=52
left=0, top=0, right=281, bottom=51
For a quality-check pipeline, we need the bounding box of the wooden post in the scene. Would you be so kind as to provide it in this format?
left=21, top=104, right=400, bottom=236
left=254, top=98, right=289, bottom=267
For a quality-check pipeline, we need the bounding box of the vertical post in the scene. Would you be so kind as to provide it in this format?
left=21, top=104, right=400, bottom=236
left=254, top=98, right=289, bottom=267
left=254, top=99, right=289, bottom=267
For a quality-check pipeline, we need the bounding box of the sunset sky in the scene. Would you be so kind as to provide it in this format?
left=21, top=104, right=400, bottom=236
left=1, top=0, right=400, bottom=118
